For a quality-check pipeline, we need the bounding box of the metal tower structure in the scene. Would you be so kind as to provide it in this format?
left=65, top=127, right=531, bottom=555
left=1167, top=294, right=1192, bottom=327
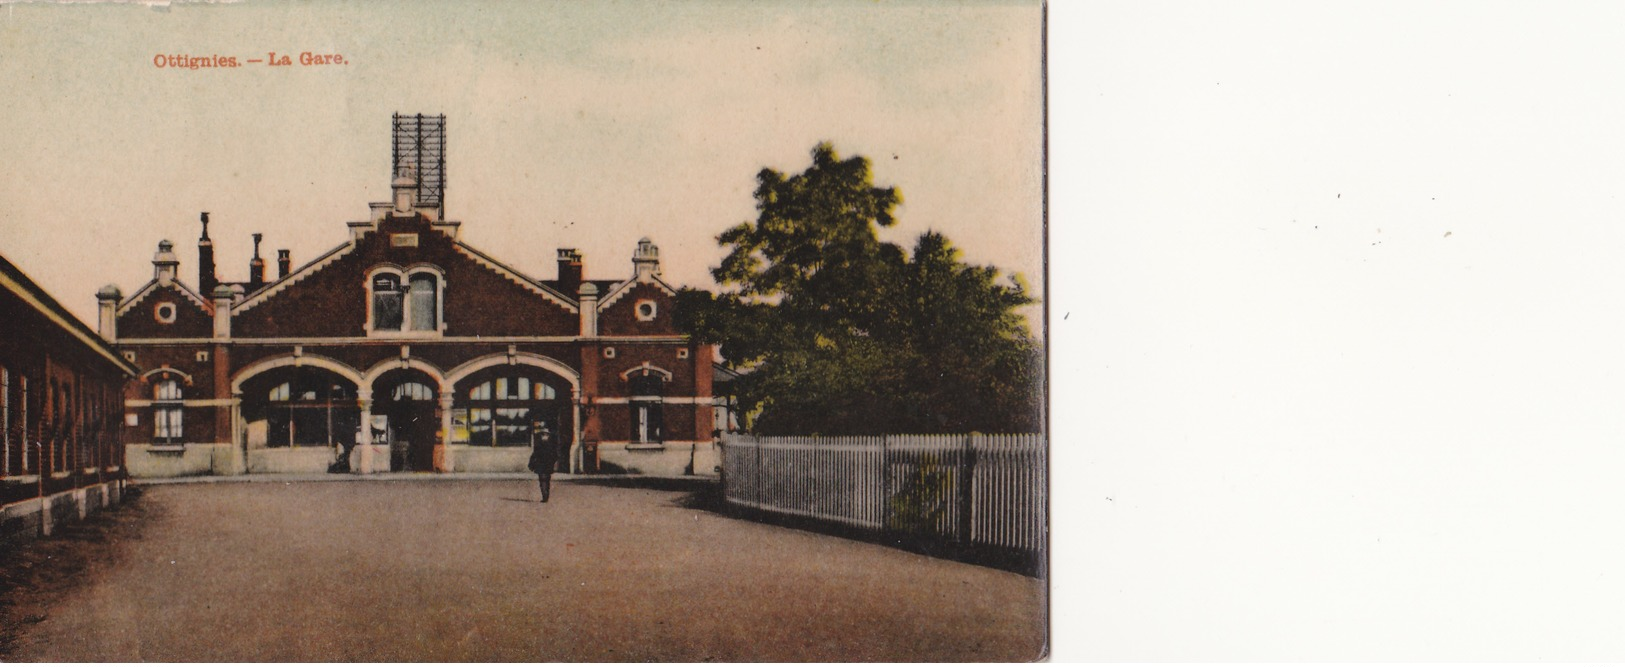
left=391, top=113, right=446, bottom=216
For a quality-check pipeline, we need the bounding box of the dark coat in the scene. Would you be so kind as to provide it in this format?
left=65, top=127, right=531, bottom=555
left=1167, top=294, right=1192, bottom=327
left=528, top=435, right=559, bottom=474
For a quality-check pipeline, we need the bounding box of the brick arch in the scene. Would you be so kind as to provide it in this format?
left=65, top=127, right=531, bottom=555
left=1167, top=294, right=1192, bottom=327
left=230, top=354, right=364, bottom=394
left=445, top=352, right=579, bottom=396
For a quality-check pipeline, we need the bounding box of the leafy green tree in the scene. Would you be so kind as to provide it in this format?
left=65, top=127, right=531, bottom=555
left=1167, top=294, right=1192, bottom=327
left=678, top=143, right=1042, bottom=435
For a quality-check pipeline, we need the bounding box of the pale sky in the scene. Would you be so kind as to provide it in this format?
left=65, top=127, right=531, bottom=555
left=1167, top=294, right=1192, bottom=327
left=0, top=0, right=1043, bottom=326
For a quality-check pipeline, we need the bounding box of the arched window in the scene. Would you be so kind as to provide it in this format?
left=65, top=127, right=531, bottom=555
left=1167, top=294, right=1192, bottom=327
left=154, top=379, right=183, bottom=445
left=453, top=371, right=560, bottom=447
left=392, top=381, right=435, bottom=401
left=369, top=268, right=442, bottom=334
left=408, top=272, right=438, bottom=331
left=371, top=273, right=404, bottom=331
left=628, top=374, right=664, bottom=444
left=264, top=374, right=358, bottom=447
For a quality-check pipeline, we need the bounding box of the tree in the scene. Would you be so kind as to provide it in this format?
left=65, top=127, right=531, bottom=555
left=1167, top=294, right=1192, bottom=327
left=679, top=143, right=1042, bottom=435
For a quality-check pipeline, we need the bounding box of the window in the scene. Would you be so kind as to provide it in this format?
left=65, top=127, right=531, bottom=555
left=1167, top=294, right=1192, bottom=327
left=635, top=299, right=657, bottom=322
left=196, top=350, right=210, bottom=362
left=264, top=374, right=358, bottom=447
left=603, top=347, right=616, bottom=359
left=371, top=274, right=403, bottom=331
left=629, top=374, right=664, bottom=444
left=155, top=302, right=177, bottom=323
left=453, top=372, right=560, bottom=447
left=154, top=379, right=183, bottom=445
left=369, top=268, right=442, bottom=334
left=408, top=273, right=438, bottom=331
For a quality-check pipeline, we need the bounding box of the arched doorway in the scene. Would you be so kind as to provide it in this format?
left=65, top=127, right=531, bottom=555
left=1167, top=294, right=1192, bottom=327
left=451, top=366, right=572, bottom=471
left=371, top=369, right=441, bottom=472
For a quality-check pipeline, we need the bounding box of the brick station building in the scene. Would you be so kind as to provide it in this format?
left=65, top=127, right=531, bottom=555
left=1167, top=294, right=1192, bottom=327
left=102, top=129, right=714, bottom=478
left=0, top=252, right=137, bottom=536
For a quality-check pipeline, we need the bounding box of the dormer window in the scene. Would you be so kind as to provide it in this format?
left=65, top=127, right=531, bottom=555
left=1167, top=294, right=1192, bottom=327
left=368, top=267, right=443, bottom=336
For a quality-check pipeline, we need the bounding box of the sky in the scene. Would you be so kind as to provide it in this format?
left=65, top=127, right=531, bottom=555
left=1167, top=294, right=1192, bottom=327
left=1055, top=1, right=1625, bottom=660
left=0, top=0, right=1043, bottom=327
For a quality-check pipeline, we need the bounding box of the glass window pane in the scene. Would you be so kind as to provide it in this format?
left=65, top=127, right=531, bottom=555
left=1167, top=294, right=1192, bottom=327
left=409, top=274, right=437, bottom=331
left=373, top=274, right=402, bottom=330
left=517, top=378, right=530, bottom=400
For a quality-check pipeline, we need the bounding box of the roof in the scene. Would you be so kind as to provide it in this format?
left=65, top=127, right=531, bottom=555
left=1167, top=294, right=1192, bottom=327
left=0, top=253, right=139, bottom=376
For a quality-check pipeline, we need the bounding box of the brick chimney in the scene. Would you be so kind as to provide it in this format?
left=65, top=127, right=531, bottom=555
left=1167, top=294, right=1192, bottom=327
left=248, top=233, right=266, bottom=291
left=277, top=249, right=291, bottom=279
left=557, top=248, right=583, bottom=294
left=198, top=212, right=217, bottom=295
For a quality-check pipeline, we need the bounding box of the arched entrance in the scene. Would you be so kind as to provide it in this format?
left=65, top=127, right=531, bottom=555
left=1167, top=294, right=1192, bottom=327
left=451, top=366, right=572, bottom=471
left=238, top=365, right=361, bottom=474
left=371, top=368, right=441, bottom=472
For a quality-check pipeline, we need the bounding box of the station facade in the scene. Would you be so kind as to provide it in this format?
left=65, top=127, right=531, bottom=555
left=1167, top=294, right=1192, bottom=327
left=102, top=138, right=714, bottom=478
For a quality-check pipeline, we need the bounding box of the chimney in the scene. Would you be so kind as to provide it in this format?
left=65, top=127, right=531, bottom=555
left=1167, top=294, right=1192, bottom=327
left=96, top=285, right=121, bottom=341
left=248, top=233, right=266, bottom=290
left=152, top=240, right=179, bottom=286
left=277, top=249, right=291, bottom=279
left=557, top=248, right=582, bottom=294
left=633, top=237, right=661, bottom=281
left=198, top=212, right=217, bottom=295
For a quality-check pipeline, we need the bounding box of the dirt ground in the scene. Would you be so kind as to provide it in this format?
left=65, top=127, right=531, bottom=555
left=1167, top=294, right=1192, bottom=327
left=0, top=479, right=1045, bottom=661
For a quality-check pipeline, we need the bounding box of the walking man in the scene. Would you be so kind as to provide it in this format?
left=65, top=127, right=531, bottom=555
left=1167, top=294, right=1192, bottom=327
left=528, top=422, right=559, bottom=502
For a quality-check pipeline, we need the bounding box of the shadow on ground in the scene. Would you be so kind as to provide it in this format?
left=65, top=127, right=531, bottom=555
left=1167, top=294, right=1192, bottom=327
left=569, top=477, right=1045, bottom=578
left=0, top=487, right=148, bottom=659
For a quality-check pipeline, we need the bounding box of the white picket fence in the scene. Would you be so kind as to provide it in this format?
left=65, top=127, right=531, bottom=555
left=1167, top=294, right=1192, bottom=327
left=721, top=433, right=1046, bottom=554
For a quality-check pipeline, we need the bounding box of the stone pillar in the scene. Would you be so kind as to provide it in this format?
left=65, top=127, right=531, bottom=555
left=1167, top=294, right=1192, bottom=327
left=212, top=286, right=234, bottom=339
left=436, top=393, right=454, bottom=472
left=578, top=283, right=599, bottom=337
left=357, top=390, right=374, bottom=474
left=96, top=285, right=120, bottom=341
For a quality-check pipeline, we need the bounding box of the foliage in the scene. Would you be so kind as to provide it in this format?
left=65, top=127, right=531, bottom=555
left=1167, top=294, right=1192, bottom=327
left=678, top=142, right=1043, bottom=436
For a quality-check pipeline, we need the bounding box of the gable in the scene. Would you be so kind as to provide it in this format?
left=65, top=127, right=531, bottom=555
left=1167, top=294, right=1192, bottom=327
left=598, top=281, right=680, bottom=336
left=230, top=215, right=581, bottom=338
left=117, top=282, right=213, bottom=339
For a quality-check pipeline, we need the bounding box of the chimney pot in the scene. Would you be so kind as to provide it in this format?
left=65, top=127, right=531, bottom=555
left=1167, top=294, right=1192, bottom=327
left=277, top=249, right=291, bottom=279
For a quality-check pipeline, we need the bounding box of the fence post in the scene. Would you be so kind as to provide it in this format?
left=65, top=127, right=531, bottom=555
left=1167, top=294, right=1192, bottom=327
left=879, top=435, right=891, bottom=534
left=956, top=433, right=976, bottom=544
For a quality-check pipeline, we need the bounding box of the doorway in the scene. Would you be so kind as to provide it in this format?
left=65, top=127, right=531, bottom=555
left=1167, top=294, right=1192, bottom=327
left=374, top=370, right=440, bottom=472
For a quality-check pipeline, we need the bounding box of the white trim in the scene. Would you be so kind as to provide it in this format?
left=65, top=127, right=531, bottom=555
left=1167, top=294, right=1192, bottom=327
left=618, top=362, right=674, bottom=382
left=234, top=240, right=357, bottom=313
left=139, top=366, right=194, bottom=385
left=597, top=440, right=711, bottom=447
left=444, top=352, right=580, bottom=394
left=597, top=274, right=678, bottom=311
left=360, top=357, right=449, bottom=393
left=113, top=335, right=690, bottom=345
left=124, top=398, right=236, bottom=408
left=365, top=264, right=447, bottom=338
left=230, top=353, right=365, bottom=393
left=452, top=241, right=578, bottom=312
left=153, top=301, right=178, bottom=324
left=591, top=396, right=710, bottom=405
left=116, top=279, right=212, bottom=317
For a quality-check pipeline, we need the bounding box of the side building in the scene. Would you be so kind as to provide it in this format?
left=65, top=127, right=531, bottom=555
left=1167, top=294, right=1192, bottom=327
left=102, top=132, right=714, bottom=479
left=0, top=253, right=138, bottom=539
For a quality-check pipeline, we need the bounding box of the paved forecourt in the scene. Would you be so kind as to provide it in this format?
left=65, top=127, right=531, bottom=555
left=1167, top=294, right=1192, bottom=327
left=11, top=479, right=1045, bottom=661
